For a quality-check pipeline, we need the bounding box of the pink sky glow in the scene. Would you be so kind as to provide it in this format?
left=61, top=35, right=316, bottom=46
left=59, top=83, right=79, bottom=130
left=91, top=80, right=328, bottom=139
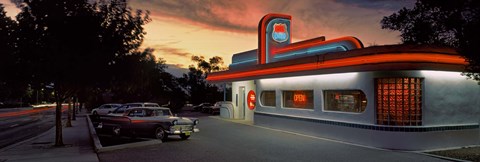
left=1, top=0, right=415, bottom=76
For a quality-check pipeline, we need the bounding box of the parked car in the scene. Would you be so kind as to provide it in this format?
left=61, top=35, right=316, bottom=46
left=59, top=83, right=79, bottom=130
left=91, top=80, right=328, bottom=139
left=193, top=103, right=212, bottom=112
left=91, top=103, right=122, bottom=115
left=108, top=102, right=160, bottom=116
left=97, top=107, right=199, bottom=141
left=209, top=102, right=222, bottom=115
left=200, top=102, right=215, bottom=114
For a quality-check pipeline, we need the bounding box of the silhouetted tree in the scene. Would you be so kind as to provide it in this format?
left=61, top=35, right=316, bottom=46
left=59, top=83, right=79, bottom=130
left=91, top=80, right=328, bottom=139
left=191, top=55, right=226, bottom=77
left=180, top=56, right=226, bottom=104
left=110, top=48, right=160, bottom=101
left=382, top=0, right=480, bottom=83
left=0, top=4, right=29, bottom=104
left=15, top=0, right=151, bottom=146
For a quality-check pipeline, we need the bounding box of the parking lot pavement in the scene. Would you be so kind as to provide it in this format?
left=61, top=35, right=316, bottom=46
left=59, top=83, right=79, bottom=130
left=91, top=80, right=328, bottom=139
left=98, top=115, right=447, bottom=162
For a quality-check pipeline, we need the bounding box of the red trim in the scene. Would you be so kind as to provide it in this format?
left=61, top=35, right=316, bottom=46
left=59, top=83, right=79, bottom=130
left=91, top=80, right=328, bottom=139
left=207, top=53, right=466, bottom=81
left=258, top=14, right=292, bottom=64
left=272, top=36, right=363, bottom=55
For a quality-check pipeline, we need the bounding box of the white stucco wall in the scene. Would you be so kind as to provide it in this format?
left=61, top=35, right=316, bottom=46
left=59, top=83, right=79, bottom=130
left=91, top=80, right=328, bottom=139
left=255, top=70, right=480, bottom=126
left=420, top=71, right=480, bottom=125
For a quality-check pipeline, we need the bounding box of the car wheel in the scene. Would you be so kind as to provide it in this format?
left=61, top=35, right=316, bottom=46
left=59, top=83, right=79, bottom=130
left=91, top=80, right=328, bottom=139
left=180, top=133, right=190, bottom=140
left=112, top=126, right=121, bottom=136
left=92, top=111, right=98, bottom=116
left=155, top=127, right=168, bottom=141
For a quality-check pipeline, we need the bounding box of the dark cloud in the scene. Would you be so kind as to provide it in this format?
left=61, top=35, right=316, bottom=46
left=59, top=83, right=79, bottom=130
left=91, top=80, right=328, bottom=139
left=154, top=44, right=191, bottom=58
left=131, top=0, right=412, bottom=45
left=334, top=0, right=415, bottom=11
left=9, top=0, right=22, bottom=8
left=131, top=0, right=258, bottom=33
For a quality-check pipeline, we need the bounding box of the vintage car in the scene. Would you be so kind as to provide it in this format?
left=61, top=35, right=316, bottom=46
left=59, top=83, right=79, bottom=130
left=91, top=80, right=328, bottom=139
left=107, top=102, right=160, bottom=116
left=193, top=103, right=211, bottom=111
left=202, top=102, right=222, bottom=115
left=91, top=103, right=122, bottom=115
left=97, top=107, right=199, bottom=141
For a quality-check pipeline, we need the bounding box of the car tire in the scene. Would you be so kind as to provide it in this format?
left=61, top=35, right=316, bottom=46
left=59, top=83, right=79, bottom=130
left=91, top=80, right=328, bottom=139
left=92, top=111, right=98, bottom=116
left=180, top=133, right=190, bottom=140
left=112, top=126, right=121, bottom=136
left=155, top=127, right=168, bottom=141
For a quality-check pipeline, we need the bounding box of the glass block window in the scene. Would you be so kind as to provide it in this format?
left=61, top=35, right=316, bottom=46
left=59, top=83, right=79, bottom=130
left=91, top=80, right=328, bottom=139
left=376, top=78, right=422, bottom=126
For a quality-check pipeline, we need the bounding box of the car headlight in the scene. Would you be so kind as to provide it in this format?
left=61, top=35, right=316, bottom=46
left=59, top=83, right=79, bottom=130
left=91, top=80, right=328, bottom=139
left=194, top=120, right=199, bottom=125
left=172, top=120, right=178, bottom=125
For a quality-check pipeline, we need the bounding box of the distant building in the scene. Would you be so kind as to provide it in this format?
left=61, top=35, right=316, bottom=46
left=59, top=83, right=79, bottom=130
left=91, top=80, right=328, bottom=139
left=207, top=14, right=480, bottom=150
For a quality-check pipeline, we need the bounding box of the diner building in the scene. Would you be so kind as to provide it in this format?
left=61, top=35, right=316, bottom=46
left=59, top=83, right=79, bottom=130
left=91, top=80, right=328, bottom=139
left=207, top=13, right=480, bottom=150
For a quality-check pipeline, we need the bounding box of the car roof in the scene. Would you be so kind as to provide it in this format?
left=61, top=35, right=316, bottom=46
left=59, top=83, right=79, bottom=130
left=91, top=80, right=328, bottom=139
left=127, top=107, right=170, bottom=110
left=105, top=103, right=121, bottom=105
left=126, top=102, right=159, bottom=105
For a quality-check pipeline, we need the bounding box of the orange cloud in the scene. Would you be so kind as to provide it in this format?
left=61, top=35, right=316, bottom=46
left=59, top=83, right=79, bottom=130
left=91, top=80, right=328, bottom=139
left=131, top=0, right=414, bottom=70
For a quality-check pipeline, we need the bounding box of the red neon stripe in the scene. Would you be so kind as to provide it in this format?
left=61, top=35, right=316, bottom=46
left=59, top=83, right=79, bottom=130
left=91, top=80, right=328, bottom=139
left=273, top=36, right=363, bottom=55
left=207, top=53, right=466, bottom=81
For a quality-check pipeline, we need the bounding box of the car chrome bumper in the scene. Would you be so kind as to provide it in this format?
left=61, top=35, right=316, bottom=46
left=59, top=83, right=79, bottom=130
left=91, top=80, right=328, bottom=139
left=167, top=125, right=200, bottom=134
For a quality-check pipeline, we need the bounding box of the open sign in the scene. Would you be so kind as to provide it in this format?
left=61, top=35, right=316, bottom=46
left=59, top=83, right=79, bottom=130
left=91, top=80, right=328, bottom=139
left=293, top=91, right=307, bottom=107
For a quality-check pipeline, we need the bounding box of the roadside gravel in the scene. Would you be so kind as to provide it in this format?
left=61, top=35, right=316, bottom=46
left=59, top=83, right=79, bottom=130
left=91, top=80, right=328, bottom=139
left=428, top=146, right=480, bottom=162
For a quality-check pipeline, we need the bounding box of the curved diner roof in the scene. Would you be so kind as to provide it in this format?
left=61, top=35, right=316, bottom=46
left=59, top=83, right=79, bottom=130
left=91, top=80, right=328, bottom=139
left=207, top=44, right=467, bottom=83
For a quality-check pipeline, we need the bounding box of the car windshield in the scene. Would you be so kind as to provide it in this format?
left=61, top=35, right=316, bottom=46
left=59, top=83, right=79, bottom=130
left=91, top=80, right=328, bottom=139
left=155, top=109, right=172, bottom=116
left=129, top=104, right=143, bottom=107
left=112, top=106, right=127, bottom=113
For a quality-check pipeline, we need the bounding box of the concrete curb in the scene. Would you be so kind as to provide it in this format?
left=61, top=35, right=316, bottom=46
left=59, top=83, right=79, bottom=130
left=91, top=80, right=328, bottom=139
left=86, top=115, right=162, bottom=153
left=86, top=115, right=103, bottom=152
left=96, top=139, right=162, bottom=153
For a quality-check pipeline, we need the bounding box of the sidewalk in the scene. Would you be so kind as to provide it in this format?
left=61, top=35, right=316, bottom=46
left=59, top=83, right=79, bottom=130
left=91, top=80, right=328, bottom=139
left=0, top=112, right=99, bottom=162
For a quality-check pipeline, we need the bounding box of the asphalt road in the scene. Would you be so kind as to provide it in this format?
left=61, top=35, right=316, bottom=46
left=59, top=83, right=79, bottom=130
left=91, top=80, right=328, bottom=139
left=98, top=112, right=447, bottom=162
left=0, top=107, right=61, bottom=149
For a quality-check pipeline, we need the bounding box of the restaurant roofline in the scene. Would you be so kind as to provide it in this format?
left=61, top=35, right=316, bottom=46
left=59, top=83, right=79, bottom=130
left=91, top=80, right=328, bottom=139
left=207, top=44, right=466, bottom=83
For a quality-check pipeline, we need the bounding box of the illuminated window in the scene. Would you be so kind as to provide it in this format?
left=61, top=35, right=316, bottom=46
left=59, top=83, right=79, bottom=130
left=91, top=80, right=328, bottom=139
left=376, top=78, right=422, bottom=126
left=324, top=90, right=367, bottom=113
left=282, top=90, right=313, bottom=109
left=260, top=91, right=276, bottom=107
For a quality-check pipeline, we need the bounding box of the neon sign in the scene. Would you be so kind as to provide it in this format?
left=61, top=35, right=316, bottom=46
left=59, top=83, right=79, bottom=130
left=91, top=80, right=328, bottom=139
left=293, top=91, right=307, bottom=107
left=258, top=14, right=363, bottom=64
left=247, top=90, right=256, bottom=110
left=272, top=23, right=289, bottom=43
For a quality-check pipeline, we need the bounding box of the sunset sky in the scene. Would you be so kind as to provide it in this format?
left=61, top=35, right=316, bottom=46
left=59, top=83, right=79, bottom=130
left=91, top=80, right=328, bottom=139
left=1, top=0, right=415, bottom=76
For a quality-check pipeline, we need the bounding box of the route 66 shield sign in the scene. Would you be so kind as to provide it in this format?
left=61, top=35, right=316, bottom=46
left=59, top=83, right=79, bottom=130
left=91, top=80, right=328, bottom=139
left=272, top=23, right=289, bottom=43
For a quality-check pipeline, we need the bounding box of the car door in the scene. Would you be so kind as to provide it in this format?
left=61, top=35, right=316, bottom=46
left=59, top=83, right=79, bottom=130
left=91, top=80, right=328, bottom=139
left=98, top=105, right=111, bottom=115
left=127, top=109, right=151, bottom=136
